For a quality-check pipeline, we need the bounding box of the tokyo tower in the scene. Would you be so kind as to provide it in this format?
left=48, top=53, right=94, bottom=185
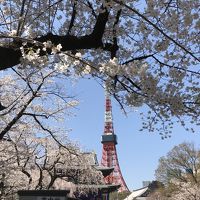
left=101, top=88, right=129, bottom=192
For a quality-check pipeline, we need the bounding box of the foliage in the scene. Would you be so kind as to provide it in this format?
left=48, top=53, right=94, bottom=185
left=0, top=5, right=105, bottom=199
left=147, top=191, right=168, bottom=200
left=0, top=0, right=199, bottom=137
left=0, top=135, right=104, bottom=199
left=109, top=190, right=130, bottom=200
left=169, top=182, right=200, bottom=200
left=151, top=181, right=200, bottom=200
left=155, top=142, right=200, bottom=199
left=148, top=182, right=178, bottom=199
left=0, top=67, right=78, bottom=140
left=155, top=142, right=200, bottom=184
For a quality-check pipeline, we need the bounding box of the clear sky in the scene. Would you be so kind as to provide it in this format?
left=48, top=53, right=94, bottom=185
left=66, top=77, right=200, bottom=191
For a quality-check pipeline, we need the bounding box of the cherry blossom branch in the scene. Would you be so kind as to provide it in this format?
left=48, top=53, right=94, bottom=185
left=0, top=74, right=45, bottom=139
left=113, top=0, right=200, bottom=62
left=152, top=55, right=200, bottom=76
left=13, top=142, right=33, bottom=185
left=16, top=0, right=27, bottom=36
left=35, top=159, right=44, bottom=190
left=0, top=9, right=111, bottom=70
left=86, top=1, right=97, bottom=18
left=0, top=94, right=36, bottom=140
left=122, top=54, right=155, bottom=65
left=67, top=0, right=77, bottom=35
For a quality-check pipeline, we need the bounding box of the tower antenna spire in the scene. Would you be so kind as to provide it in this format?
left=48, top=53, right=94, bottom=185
left=104, top=85, right=114, bottom=136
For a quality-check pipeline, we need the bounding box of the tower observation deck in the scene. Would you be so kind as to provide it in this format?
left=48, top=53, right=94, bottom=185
left=101, top=88, right=129, bottom=192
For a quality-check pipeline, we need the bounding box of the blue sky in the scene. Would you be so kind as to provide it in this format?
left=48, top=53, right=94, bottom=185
left=67, top=77, right=200, bottom=190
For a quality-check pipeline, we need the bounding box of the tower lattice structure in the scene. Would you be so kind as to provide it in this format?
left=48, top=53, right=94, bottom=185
left=101, top=89, right=129, bottom=192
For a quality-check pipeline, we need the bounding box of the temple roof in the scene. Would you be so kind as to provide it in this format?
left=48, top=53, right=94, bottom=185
left=94, top=166, right=114, bottom=177
left=77, top=184, right=121, bottom=193
left=18, top=190, right=70, bottom=196
left=123, top=187, right=149, bottom=200
left=81, top=152, right=115, bottom=177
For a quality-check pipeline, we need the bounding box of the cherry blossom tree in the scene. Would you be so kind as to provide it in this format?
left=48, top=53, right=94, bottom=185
left=147, top=182, right=200, bottom=200
left=155, top=142, right=200, bottom=185
left=0, top=67, right=78, bottom=140
left=169, top=182, right=200, bottom=200
left=0, top=0, right=199, bottom=136
left=0, top=66, right=105, bottom=198
left=155, top=142, right=200, bottom=199
left=0, top=135, right=104, bottom=199
left=147, top=192, right=166, bottom=200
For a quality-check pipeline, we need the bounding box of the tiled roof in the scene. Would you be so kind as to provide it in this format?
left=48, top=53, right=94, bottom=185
left=124, top=187, right=149, bottom=200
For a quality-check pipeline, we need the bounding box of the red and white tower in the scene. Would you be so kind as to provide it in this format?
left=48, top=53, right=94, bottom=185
left=101, top=88, right=129, bottom=192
